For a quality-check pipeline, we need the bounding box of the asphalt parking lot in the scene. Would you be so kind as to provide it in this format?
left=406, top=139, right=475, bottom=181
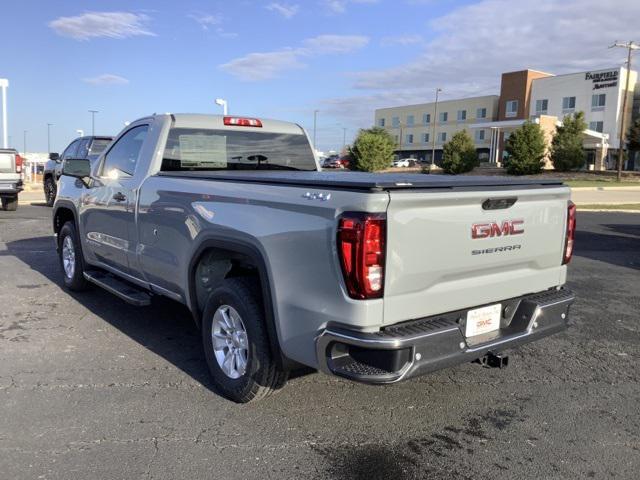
left=1, top=204, right=639, bottom=480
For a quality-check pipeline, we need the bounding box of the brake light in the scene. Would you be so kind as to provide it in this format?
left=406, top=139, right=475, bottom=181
left=223, top=116, right=263, bottom=127
left=563, top=201, right=576, bottom=264
left=15, top=153, right=23, bottom=174
left=337, top=213, right=386, bottom=299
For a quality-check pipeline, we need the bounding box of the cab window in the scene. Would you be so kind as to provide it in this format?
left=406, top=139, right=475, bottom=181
left=62, top=140, right=81, bottom=160
left=101, top=126, right=148, bottom=177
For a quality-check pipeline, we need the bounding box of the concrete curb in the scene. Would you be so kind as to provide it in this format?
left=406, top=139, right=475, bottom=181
left=578, top=209, right=640, bottom=213
left=571, top=186, right=640, bottom=192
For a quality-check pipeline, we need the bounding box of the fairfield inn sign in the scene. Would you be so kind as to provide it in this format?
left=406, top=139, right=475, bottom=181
left=585, top=70, right=618, bottom=90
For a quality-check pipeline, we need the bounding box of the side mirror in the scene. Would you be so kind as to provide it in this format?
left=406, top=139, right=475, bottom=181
left=49, top=152, right=60, bottom=162
left=62, top=158, right=92, bottom=183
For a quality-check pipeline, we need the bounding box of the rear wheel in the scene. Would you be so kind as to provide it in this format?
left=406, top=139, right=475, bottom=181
left=1, top=196, right=18, bottom=211
left=44, top=178, right=57, bottom=207
left=58, top=222, right=89, bottom=291
left=202, top=277, right=288, bottom=403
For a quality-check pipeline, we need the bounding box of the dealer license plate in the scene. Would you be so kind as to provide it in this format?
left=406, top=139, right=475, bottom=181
left=465, top=303, right=502, bottom=337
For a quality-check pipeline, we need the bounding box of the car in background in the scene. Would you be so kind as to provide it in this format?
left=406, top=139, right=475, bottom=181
left=393, top=158, right=411, bottom=168
left=324, top=156, right=350, bottom=169
left=0, top=148, right=24, bottom=211
left=43, top=136, right=113, bottom=206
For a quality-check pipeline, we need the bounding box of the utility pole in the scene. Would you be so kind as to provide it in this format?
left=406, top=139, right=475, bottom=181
left=342, top=127, right=347, bottom=152
left=0, top=78, right=8, bottom=148
left=88, top=110, right=98, bottom=136
left=47, top=123, right=53, bottom=153
left=610, top=41, right=639, bottom=181
left=313, top=110, right=319, bottom=152
left=430, top=88, right=442, bottom=166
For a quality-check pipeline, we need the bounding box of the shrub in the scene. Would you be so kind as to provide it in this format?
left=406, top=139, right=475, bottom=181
left=349, top=127, right=396, bottom=172
left=503, top=121, right=547, bottom=175
left=551, top=112, right=587, bottom=171
left=441, top=130, right=478, bottom=174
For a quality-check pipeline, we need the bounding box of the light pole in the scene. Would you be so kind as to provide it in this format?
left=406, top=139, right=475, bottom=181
left=23, top=130, right=27, bottom=157
left=342, top=127, right=347, bottom=152
left=47, top=123, right=53, bottom=153
left=430, top=88, right=442, bottom=166
left=76, top=129, right=84, bottom=137
left=610, top=41, right=639, bottom=181
left=313, top=110, right=319, bottom=151
left=88, top=110, right=98, bottom=136
left=215, top=98, right=228, bottom=115
left=0, top=78, right=8, bottom=148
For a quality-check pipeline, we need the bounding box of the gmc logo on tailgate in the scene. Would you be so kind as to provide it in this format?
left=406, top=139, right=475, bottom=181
left=472, top=220, right=524, bottom=239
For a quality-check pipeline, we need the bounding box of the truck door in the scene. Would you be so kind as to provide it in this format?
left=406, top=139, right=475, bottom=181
left=80, top=125, right=149, bottom=275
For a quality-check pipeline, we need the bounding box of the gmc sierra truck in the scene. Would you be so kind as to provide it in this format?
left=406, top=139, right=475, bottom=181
left=53, top=114, right=576, bottom=403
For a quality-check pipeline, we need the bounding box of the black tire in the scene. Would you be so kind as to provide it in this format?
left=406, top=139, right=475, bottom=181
left=45, top=178, right=57, bottom=207
left=202, top=277, right=288, bottom=403
left=1, top=196, right=18, bottom=211
left=58, top=221, right=90, bottom=291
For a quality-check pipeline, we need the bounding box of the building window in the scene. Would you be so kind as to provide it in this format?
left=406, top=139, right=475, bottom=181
left=535, top=99, right=548, bottom=114
left=438, top=132, right=447, bottom=142
left=476, top=107, right=487, bottom=119
left=406, top=134, right=414, bottom=144
left=591, top=94, right=606, bottom=111
left=407, top=115, right=414, bottom=127
left=392, top=116, right=400, bottom=127
left=475, top=129, right=486, bottom=142
left=422, top=133, right=429, bottom=143
left=439, top=112, right=448, bottom=123
left=457, top=110, right=467, bottom=122
left=505, top=100, right=518, bottom=118
left=423, top=113, right=431, bottom=125
left=378, top=118, right=385, bottom=127
left=589, top=121, right=604, bottom=133
left=562, top=96, right=576, bottom=112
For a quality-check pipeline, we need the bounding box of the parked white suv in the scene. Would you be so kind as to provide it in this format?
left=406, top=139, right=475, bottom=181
left=0, top=148, right=24, bottom=211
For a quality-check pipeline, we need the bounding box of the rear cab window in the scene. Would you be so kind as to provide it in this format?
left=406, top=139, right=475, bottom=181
left=161, top=128, right=316, bottom=172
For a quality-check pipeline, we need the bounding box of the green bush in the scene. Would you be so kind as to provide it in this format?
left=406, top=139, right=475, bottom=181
left=441, top=130, right=478, bottom=174
left=349, top=127, right=396, bottom=172
left=551, top=112, right=587, bottom=171
left=503, top=121, right=546, bottom=175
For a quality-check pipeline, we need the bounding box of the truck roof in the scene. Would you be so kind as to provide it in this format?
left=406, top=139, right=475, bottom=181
left=167, top=114, right=305, bottom=135
left=158, top=170, right=565, bottom=191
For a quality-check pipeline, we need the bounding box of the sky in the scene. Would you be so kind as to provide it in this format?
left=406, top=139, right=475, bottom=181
left=1, top=0, right=639, bottom=153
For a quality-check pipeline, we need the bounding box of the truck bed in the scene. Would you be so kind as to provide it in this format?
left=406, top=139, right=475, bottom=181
left=156, top=170, right=564, bottom=191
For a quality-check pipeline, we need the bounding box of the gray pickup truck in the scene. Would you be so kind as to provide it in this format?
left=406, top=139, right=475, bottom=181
left=53, top=114, right=576, bottom=403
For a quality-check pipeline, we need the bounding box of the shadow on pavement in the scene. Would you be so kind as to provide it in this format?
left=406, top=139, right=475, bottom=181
left=2, top=235, right=313, bottom=399
left=574, top=226, right=640, bottom=270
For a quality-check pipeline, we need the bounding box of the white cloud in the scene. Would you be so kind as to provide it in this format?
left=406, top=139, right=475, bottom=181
left=266, top=3, right=300, bottom=19
left=322, top=0, right=379, bottom=14
left=49, top=12, right=154, bottom=40
left=380, top=34, right=423, bottom=47
left=302, top=34, right=369, bottom=54
left=322, top=0, right=640, bottom=127
left=82, top=74, right=129, bottom=86
left=188, top=13, right=223, bottom=30
left=220, top=50, right=304, bottom=81
left=219, top=34, right=369, bottom=81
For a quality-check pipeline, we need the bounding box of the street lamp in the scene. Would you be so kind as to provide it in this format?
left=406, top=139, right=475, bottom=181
left=215, top=98, right=228, bottom=115
left=431, top=88, right=442, bottom=166
left=0, top=78, right=8, bottom=148
left=47, top=123, right=53, bottom=153
left=23, top=130, right=27, bottom=157
left=76, top=129, right=84, bottom=137
left=88, top=110, right=98, bottom=136
left=313, top=110, right=319, bottom=151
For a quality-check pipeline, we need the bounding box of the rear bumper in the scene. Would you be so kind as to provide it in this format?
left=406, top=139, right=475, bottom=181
left=0, top=179, right=23, bottom=196
left=315, top=288, right=574, bottom=384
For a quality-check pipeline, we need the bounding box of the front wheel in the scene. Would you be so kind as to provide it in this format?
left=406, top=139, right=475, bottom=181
left=58, top=222, right=89, bottom=291
left=44, top=178, right=57, bottom=207
left=202, top=277, right=288, bottom=403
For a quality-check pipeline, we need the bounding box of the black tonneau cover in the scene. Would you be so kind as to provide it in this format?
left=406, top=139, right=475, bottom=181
left=157, top=170, right=564, bottom=191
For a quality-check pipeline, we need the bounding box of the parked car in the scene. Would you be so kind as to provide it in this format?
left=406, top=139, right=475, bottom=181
left=0, top=148, right=24, bottom=211
left=43, top=136, right=113, bottom=206
left=393, top=158, right=411, bottom=167
left=54, top=113, right=576, bottom=403
left=325, top=156, right=350, bottom=169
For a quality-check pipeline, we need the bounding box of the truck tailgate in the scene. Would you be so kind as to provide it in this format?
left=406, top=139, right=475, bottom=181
left=383, top=186, right=570, bottom=325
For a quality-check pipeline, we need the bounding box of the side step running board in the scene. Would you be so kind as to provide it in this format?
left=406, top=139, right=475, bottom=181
left=83, top=270, right=152, bottom=306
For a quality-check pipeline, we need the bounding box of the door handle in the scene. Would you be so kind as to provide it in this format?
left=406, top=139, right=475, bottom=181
left=112, top=192, right=127, bottom=202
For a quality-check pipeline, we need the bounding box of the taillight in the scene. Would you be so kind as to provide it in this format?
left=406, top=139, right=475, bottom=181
left=337, top=213, right=386, bottom=299
left=563, top=201, right=576, bottom=264
left=223, top=116, right=263, bottom=127
left=15, top=154, right=23, bottom=174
